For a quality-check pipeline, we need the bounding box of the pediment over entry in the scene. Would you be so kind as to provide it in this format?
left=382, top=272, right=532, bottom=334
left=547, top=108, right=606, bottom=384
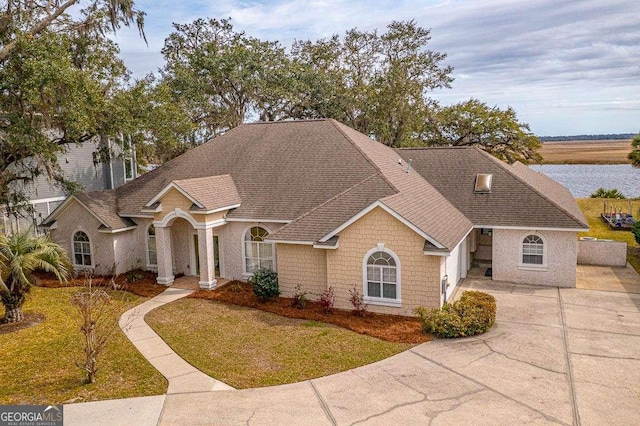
left=143, top=174, right=241, bottom=215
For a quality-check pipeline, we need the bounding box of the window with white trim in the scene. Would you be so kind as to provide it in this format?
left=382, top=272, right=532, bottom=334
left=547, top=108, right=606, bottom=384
left=73, top=231, right=92, bottom=267
left=244, top=226, right=274, bottom=274
left=522, top=234, right=544, bottom=265
left=123, top=137, right=135, bottom=181
left=124, top=157, right=134, bottom=181
left=365, top=250, right=399, bottom=301
left=147, top=225, right=157, bottom=266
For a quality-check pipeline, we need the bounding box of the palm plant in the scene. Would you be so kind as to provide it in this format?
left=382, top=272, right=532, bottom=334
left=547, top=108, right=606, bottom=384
left=0, top=230, right=72, bottom=323
left=590, top=188, right=626, bottom=199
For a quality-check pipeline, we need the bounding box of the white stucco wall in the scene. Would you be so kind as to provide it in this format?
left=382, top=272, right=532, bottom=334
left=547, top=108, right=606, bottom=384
left=577, top=240, right=627, bottom=266
left=492, top=229, right=577, bottom=287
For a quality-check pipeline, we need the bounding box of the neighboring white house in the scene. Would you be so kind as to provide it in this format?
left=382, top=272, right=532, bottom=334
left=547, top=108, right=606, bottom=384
left=43, top=119, right=588, bottom=316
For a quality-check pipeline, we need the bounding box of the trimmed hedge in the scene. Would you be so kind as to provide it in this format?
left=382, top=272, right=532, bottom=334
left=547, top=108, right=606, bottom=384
left=415, top=291, right=496, bottom=338
left=249, top=268, right=280, bottom=301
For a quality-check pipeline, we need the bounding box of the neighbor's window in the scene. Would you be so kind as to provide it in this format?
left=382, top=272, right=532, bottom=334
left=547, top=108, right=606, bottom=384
left=73, top=231, right=92, bottom=267
left=147, top=225, right=157, bottom=267
left=522, top=234, right=544, bottom=265
left=124, top=157, right=134, bottom=181
left=123, top=137, right=135, bottom=181
left=365, top=250, right=400, bottom=302
left=244, top=226, right=274, bottom=274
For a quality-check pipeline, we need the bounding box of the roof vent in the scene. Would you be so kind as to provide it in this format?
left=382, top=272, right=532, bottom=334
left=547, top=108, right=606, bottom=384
left=405, top=159, right=412, bottom=174
left=474, top=174, right=493, bottom=193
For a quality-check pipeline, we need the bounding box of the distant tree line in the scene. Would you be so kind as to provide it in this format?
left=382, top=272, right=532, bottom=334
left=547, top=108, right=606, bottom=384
left=539, top=134, right=636, bottom=142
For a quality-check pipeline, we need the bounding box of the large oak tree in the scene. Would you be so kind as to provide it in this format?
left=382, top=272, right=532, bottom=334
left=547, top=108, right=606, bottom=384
left=0, top=0, right=148, bottom=215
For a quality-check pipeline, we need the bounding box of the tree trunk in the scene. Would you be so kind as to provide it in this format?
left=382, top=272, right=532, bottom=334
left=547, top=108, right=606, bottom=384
left=4, top=305, right=24, bottom=323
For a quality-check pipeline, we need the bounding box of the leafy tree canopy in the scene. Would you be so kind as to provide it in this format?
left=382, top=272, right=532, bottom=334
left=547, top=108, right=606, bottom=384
left=424, top=99, right=542, bottom=164
left=0, top=1, right=191, bottom=214
left=158, top=18, right=539, bottom=164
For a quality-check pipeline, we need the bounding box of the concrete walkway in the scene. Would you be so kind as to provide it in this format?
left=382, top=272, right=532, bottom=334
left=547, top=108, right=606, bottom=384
left=577, top=263, right=640, bottom=293
left=118, top=285, right=234, bottom=395
left=65, top=279, right=640, bottom=425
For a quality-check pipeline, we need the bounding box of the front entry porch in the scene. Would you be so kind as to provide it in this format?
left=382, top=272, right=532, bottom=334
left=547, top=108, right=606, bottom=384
left=155, top=214, right=224, bottom=290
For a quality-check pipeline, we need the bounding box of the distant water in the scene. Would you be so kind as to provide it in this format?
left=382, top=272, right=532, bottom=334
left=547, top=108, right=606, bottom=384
left=529, top=164, right=640, bottom=198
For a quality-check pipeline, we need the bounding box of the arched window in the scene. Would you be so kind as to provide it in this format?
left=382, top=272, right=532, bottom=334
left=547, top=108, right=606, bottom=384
left=244, top=226, right=274, bottom=274
left=73, top=231, right=92, bottom=267
left=147, top=225, right=157, bottom=267
left=522, top=234, right=544, bottom=265
left=364, top=248, right=400, bottom=303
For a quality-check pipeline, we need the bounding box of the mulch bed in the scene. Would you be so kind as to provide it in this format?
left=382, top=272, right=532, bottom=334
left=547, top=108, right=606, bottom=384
left=0, top=312, right=45, bottom=335
left=191, top=281, right=431, bottom=344
left=33, top=270, right=165, bottom=298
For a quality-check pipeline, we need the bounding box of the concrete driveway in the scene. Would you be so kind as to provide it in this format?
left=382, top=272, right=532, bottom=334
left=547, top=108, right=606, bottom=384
left=66, top=279, right=640, bottom=425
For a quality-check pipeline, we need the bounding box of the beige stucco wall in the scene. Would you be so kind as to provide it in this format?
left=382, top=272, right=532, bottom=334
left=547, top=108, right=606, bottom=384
left=326, top=207, right=441, bottom=316
left=277, top=243, right=327, bottom=299
left=577, top=240, right=627, bottom=266
left=170, top=218, right=194, bottom=276
left=216, top=221, right=284, bottom=280
left=492, top=229, right=577, bottom=287
left=112, top=218, right=154, bottom=275
left=50, top=200, right=115, bottom=275
left=154, top=188, right=193, bottom=221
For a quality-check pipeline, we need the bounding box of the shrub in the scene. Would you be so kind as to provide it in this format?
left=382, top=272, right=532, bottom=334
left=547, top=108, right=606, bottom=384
left=632, top=221, right=640, bottom=245
left=415, top=291, right=496, bottom=338
left=126, top=269, right=143, bottom=283
left=291, top=284, right=308, bottom=309
left=590, top=188, right=626, bottom=199
left=250, top=268, right=280, bottom=302
left=348, top=286, right=368, bottom=317
left=318, top=286, right=335, bottom=314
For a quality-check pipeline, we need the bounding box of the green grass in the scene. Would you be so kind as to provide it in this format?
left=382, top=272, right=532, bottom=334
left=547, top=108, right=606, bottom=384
left=146, top=299, right=411, bottom=389
left=0, top=286, right=167, bottom=404
left=577, top=198, right=640, bottom=273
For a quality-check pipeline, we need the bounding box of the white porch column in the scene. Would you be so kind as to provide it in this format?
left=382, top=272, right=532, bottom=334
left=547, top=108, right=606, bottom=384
left=197, top=227, right=217, bottom=290
left=156, top=225, right=175, bottom=286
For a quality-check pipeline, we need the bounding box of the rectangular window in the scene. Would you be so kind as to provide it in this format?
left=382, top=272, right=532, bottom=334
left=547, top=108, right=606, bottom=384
left=125, top=157, right=134, bottom=181
left=148, top=236, right=157, bottom=266
left=367, top=282, right=381, bottom=297
left=382, top=283, right=396, bottom=299
left=522, top=245, right=543, bottom=264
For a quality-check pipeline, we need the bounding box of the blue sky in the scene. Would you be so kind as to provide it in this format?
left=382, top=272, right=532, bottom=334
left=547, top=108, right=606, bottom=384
left=113, top=0, right=640, bottom=136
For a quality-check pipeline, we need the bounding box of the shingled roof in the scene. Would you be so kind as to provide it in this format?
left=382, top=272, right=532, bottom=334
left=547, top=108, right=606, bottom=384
left=47, top=120, right=586, bottom=246
left=115, top=120, right=380, bottom=221
left=397, top=146, right=588, bottom=230
left=70, top=191, right=134, bottom=230
left=145, top=175, right=241, bottom=212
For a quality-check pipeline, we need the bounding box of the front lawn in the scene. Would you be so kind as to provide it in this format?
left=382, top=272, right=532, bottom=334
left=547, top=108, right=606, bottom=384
left=577, top=198, right=640, bottom=272
left=0, top=286, right=167, bottom=404
left=146, top=299, right=412, bottom=389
